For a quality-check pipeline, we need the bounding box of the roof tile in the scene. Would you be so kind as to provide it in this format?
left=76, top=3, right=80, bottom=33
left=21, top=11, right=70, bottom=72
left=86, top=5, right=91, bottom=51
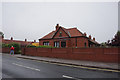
left=40, top=27, right=83, bottom=39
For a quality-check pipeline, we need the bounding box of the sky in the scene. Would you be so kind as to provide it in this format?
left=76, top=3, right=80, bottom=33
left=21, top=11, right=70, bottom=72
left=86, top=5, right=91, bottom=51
left=118, top=1, right=120, bottom=31
left=0, top=2, right=2, bottom=32
left=1, top=2, right=119, bottom=43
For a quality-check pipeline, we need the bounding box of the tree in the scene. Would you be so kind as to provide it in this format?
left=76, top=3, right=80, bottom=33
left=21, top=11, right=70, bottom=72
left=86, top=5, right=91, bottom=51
left=0, top=31, right=3, bottom=48
left=111, top=31, right=120, bottom=46
left=101, top=42, right=107, bottom=47
left=107, top=31, right=120, bottom=46
left=0, top=31, right=4, bottom=38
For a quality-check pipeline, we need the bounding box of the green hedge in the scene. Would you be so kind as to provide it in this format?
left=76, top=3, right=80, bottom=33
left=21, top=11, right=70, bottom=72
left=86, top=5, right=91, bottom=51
left=36, top=45, right=56, bottom=48
left=9, top=42, right=21, bottom=54
left=27, top=45, right=36, bottom=48
left=2, top=42, right=21, bottom=54
left=26, top=45, right=56, bottom=48
left=2, top=43, right=9, bottom=48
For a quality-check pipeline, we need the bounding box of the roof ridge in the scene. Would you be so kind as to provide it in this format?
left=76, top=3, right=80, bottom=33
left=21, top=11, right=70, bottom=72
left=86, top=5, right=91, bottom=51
left=40, top=25, right=84, bottom=39
left=3, top=39, right=32, bottom=43
left=90, top=39, right=99, bottom=44
left=4, top=39, right=32, bottom=42
left=41, top=31, right=55, bottom=39
left=61, top=26, right=70, bottom=37
left=66, top=27, right=84, bottom=36
left=66, top=27, right=77, bottom=30
left=52, top=26, right=70, bottom=38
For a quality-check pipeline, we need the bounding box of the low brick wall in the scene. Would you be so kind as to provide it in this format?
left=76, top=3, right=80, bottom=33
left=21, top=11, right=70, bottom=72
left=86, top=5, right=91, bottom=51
left=2, top=48, right=10, bottom=53
left=22, top=47, right=120, bottom=63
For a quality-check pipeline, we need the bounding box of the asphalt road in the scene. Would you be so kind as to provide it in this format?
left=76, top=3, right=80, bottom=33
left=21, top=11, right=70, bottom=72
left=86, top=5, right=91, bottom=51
left=2, top=54, right=120, bottom=80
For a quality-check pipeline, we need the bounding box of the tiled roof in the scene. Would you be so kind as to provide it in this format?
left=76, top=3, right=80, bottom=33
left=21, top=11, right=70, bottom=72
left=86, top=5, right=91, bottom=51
left=39, top=25, right=99, bottom=44
left=40, top=27, right=83, bottom=39
left=89, top=39, right=99, bottom=44
left=41, top=31, right=55, bottom=39
left=2, top=39, right=32, bottom=45
left=67, top=28, right=83, bottom=37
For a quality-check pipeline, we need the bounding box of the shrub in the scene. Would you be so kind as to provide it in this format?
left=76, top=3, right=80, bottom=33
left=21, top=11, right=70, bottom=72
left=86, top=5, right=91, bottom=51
left=2, top=43, right=9, bottom=48
left=1, top=43, right=5, bottom=47
left=0, top=43, right=1, bottom=48
left=36, top=45, right=56, bottom=48
left=27, top=45, right=36, bottom=48
left=8, top=42, right=21, bottom=54
left=17, top=50, right=22, bottom=54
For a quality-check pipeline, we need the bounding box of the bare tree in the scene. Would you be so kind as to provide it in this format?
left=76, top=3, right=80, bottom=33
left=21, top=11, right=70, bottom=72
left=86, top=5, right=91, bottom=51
left=107, top=31, right=120, bottom=46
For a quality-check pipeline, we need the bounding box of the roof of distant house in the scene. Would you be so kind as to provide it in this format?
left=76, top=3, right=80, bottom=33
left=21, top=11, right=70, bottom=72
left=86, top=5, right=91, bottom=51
left=2, top=38, right=34, bottom=45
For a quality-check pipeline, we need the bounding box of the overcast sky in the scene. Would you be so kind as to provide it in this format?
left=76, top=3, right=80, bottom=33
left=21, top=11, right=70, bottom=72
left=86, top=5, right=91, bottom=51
left=0, top=2, right=2, bottom=31
left=1, top=2, right=118, bottom=43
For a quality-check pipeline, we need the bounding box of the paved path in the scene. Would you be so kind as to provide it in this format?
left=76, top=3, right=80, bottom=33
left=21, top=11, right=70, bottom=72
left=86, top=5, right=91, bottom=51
left=14, top=54, right=119, bottom=70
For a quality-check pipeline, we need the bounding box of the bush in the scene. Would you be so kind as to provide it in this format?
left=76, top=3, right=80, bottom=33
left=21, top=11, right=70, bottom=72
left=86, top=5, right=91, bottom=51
left=1, top=43, right=5, bottom=47
left=17, top=50, right=22, bottom=54
left=36, top=45, right=56, bottom=48
left=26, top=45, right=56, bottom=48
left=8, top=42, right=21, bottom=54
left=2, top=43, right=9, bottom=48
left=0, top=43, right=1, bottom=48
left=27, top=45, right=36, bottom=48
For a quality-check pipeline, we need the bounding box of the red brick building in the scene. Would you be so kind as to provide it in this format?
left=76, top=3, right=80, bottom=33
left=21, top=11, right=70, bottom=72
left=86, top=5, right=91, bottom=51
left=2, top=37, right=33, bottom=47
left=39, top=24, right=99, bottom=48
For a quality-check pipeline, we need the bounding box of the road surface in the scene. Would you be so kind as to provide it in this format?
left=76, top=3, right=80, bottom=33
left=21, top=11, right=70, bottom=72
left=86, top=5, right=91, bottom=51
left=2, top=54, right=120, bottom=80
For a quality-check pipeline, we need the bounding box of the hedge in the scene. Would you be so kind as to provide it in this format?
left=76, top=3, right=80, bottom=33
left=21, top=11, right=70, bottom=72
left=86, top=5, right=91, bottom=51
left=2, top=42, right=21, bottom=54
left=27, top=45, right=56, bottom=48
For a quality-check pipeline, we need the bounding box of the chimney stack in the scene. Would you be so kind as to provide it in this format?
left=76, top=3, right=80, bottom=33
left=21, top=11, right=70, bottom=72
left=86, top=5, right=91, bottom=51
left=25, top=39, right=27, bottom=42
left=11, top=37, right=13, bottom=40
left=89, top=35, right=91, bottom=39
left=2, top=35, right=4, bottom=39
left=34, top=40, right=36, bottom=42
left=84, top=32, right=87, bottom=36
left=93, top=37, right=95, bottom=41
left=56, top=24, right=59, bottom=30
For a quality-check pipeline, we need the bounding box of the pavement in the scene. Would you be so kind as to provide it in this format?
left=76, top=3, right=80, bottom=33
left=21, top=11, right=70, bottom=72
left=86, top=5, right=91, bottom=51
left=14, top=54, right=120, bottom=71
left=2, top=53, right=120, bottom=79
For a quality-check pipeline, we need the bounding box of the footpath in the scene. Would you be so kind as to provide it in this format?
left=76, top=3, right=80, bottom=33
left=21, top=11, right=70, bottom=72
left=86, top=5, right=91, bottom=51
left=14, top=54, right=120, bottom=72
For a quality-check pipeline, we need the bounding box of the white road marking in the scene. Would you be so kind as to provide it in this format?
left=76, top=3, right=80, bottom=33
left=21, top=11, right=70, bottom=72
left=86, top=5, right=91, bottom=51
left=17, top=58, right=21, bottom=60
left=12, top=63, right=40, bottom=71
left=63, top=75, right=73, bottom=79
left=63, top=75, right=82, bottom=80
left=16, top=57, right=120, bottom=73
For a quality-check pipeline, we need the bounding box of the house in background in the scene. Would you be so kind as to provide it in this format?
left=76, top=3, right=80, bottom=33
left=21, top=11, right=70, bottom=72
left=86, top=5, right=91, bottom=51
left=32, top=40, right=39, bottom=46
left=39, top=24, right=99, bottom=48
left=2, top=37, right=36, bottom=47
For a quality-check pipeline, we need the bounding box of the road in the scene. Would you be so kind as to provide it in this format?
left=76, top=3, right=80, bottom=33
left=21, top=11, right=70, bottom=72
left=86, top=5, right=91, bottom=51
left=2, top=54, right=120, bottom=80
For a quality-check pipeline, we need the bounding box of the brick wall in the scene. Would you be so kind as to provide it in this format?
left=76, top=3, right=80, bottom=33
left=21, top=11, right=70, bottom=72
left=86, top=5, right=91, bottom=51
left=77, top=37, right=89, bottom=47
left=2, top=48, right=10, bottom=53
left=22, top=47, right=119, bottom=63
left=39, top=37, right=90, bottom=48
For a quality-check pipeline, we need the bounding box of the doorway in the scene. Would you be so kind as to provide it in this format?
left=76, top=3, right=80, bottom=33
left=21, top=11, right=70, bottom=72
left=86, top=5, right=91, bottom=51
left=61, top=41, right=66, bottom=48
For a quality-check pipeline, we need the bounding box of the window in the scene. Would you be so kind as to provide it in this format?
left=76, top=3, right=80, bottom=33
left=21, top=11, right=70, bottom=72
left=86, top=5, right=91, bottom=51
left=59, top=31, right=62, bottom=37
left=84, top=42, right=86, bottom=47
left=61, top=41, right=66, bottom=48
left=54, top=41, right=59, bottom=47
left=43, top=42, right=49, bottom=46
